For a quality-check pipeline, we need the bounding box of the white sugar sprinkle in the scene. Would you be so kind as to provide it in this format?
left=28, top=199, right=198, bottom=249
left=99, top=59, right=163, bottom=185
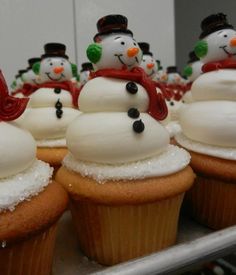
left=63, top=145, right=190, bottom=183
left=0, top=160, right=53, bottom=212
left=37, top=138, right=66, bottom=148
left=176, top=133, right=236, bottom=161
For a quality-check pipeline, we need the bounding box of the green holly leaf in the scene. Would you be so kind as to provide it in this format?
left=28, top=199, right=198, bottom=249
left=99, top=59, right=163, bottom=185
left=11, top=80, right=17, bottom=89
left=194, top=40, right=208, bottom=58
left=183, top=65, right=193, bottom=77
left=86, top=43, right=102, bottom=64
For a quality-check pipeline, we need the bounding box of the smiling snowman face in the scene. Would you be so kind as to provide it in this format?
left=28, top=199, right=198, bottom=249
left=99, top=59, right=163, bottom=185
left=89, top=33, right=142, bottom=70
left=22, top=69, right=40, bottom=85
left=39, top=57, right=73, bottom=83
left=196, top=29, right=236, bottom=63
left=140, top=54, right=158, bottom=78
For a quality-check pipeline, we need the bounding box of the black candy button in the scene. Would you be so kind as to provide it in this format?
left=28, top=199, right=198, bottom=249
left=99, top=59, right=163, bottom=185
left=133, top=119, right=145, bottom=133
left=54, top=88, right=61, bottom=94
left=128, top=108, right=140, bottom=118
left=56, top=109, right=63, bottom=118
left=126, top=82, right=138, bottom=94
left=170, top=101, right=174, bottom=106
left=55, top=100, right=63, bottom=108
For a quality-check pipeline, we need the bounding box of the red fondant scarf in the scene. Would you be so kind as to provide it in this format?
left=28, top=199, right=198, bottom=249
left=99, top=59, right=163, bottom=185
left=202, top=58, right=236, bottom=73
left=15, top=81, right=80, bottom=107
left=90, top=67, right=168, bottom=121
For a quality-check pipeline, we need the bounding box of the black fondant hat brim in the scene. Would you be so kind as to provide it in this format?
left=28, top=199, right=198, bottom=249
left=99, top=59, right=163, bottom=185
left=199, top=24, right=234, bottom=39
left=93, top=29, right=133, bottom=42
left=41, top=53, right=69, bottom=59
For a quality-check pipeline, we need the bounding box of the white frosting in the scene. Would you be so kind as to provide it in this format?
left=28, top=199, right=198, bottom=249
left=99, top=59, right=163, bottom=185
left=192, top=69, right=236, bottom=101
left=14, top=107, right=80, bottom=140
left=166, top=121, right=182, bottom=138
left=37, top=138, right=66, bottom=147
left=66, top=112, right=170, bottom=164
left=79, top=77, right=149, bottom=112
left=176, top=133, right=236, bottom=160
left=166, top=100, right=184, bottom=121
left=29, top=88, right=75, bottom=107
left=0, top=160, right=53, bottom=212
left=63, top=145, right=190, bottom=183
left=182, top=91, right=193, bottom=103
left=180, top=101, right=236, bottom=147
left=0, top=122, right=36, bottom=178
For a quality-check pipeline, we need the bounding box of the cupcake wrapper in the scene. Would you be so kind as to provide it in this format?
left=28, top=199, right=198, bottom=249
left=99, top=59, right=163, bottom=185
left=0, top=223, right=57, bottom=275
left=70, top=194, right=184, bottom=265
left=185, top=175, right=236, bottom=229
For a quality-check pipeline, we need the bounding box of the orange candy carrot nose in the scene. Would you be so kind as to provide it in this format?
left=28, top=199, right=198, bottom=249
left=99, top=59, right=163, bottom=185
left=127, top=47, right=139, bottom=57
left=230, top=37, right=236, bottom=47
left=53, top=66, right=64, bottom=74
left=147, top=63, right=154, bottom=69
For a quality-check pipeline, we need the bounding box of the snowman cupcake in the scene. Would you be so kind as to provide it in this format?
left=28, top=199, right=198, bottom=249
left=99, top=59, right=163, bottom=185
left=176, top=13, right=236, bottom=229
left=0, top=71, right=68, bottom=275
left=182, top=51, right=203, bottom=103
left=14, top=43, right=81, bottom=169
left=79, top=62, right=94, bottom=85
left=56, top=14, right=194, bottom=265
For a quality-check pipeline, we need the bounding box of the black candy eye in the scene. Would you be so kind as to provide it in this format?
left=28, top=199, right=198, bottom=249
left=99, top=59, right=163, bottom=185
left=121, top=41, right=125, bottom=45
left=61, top=62, right=64, bottom=66
left=224, top=34, right=228, bottom=37
left=133, top=42, right=137, bottom=46
left=50, top=62, right=53, bottom=66
left=170, top=101, right=174, bottom=106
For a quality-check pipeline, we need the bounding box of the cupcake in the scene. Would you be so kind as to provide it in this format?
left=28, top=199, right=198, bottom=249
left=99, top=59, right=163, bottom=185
left=14, top=43, right=81, bottom=170
left=56, top=14, right=195, bottom=265
left=0, top=71, right=68, bottom=275
left=176, top=13, right=236, bottom=229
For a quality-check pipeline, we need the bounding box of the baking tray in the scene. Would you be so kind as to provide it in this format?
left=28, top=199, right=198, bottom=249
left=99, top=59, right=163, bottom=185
left=53, top=211, right=236, bottom=275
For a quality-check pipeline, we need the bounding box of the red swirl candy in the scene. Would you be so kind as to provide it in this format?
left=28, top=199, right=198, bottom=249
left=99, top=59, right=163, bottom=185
left=0, top=70, right=29, bottom=121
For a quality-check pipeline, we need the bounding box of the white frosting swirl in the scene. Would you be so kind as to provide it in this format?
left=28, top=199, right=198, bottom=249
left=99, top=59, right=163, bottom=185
left=15, top=107, right=80, bottom=140
left=29, top=88, right=75, bottom=107
left=67, top=112, right=169, bottom=164
left=79, top=77, right=149, bottom=112
left=180, top=101, right=236, bottom=147
left=192, top=69, right=236, bottom=101
left=0, top=122, right=36, bottom=178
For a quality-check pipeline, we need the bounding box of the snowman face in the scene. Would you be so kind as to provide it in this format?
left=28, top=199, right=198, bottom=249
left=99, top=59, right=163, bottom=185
left=167, top=73, right=182, bottom=84
left=22, top=69, right=40, bottom=85
left=201, top=29, right=236, bottom=63
left=139, top=54, right=158, bottom=78
left=96, top=33, right=142, bottom=70
left=80, top=70, right=90, bottom=85
left=188, top=60, right=203, bottom=82
left=39, top=57, right=73, bottom=83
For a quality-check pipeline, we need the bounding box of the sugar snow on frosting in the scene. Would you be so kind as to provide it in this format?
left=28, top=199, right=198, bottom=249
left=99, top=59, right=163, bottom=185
left=0, top=160, right=53, bottom=212
left=37, top=138, right=66, bottom=147
left=176, top=133, right=236, bottom=160
left=166, top=121, right=182, bottom=138
left=63, top=145, right=190, bottom=183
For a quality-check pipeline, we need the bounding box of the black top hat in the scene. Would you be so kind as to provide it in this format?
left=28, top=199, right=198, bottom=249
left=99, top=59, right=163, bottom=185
left=199, top=13, right=234, bottom=39
left=166, top=66, right=178, bottom=74
left=188, top=51, right=199, bottom=64
left=41, top=43, right=68, bottom=59
left=28, top=57, right=41, bottom=68
left=138, top=42, right=153, bottom=56
left=93, top=14, right=133, bottom=42
left=80, top=62, right=93, bottom=72
left=18, top=69, right=28, bottom=75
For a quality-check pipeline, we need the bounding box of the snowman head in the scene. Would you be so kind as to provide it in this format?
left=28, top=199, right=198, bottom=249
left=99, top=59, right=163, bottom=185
left=138, top=42, right=158, bottom=78
left=183, top=51, right=203, bottom=82
left=86, top=14, right=142, bottom=70
left=166, top=66, right=182, bottom=84
left=32, top=43, right=78, bottom=83
left=194, top=13, right=236, bottom=63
